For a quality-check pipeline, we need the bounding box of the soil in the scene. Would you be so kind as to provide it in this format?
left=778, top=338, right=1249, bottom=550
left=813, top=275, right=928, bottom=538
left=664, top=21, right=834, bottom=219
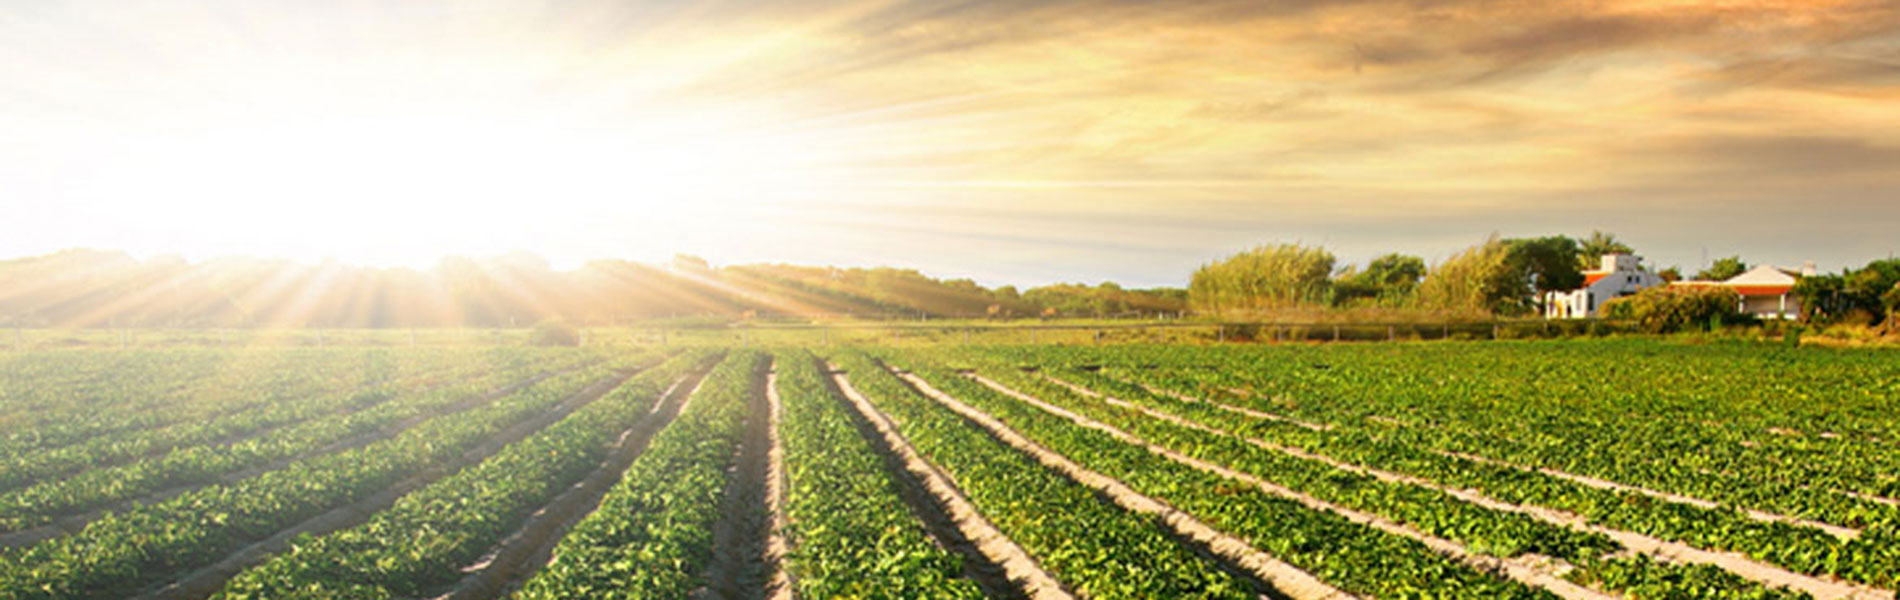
left=693, top=360, right=775, bottom=600
left=763, top=368, right=793, bottom=600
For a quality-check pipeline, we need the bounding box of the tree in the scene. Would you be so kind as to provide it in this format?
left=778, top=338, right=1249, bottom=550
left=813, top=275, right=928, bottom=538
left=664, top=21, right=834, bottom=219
left=1507, top=236, right=1584, bottom=313
left=1602, top=286, right=1742, bottom=333
left=1188, top=243, right=1336, bottom=312
left=1792, top=259, right=1900, bottom=326
left=1576, top=231, right=1635, bottom=270
left=1416, top=236, right=1521, bottom=315
left=1657, top=266, right=1683, bottom=283
left=1333, top=253, right=1425, bottom=306
left=1696, top=256, right=1747, bottom=281
left=1794, top=274, right=1847, bottom=323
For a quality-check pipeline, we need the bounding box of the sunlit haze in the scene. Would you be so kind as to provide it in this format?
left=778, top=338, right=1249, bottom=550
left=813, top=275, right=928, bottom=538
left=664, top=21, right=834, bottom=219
left=5, top=0, right=1898, bottom=286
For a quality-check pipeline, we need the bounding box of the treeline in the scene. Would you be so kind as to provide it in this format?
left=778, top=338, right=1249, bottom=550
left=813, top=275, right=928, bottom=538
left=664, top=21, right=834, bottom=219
left=1191, top=234, right=1900, bottom=331
left=0, top=250, right=1186, bottom=328
left=1190, top=233, right=1631, bottom=316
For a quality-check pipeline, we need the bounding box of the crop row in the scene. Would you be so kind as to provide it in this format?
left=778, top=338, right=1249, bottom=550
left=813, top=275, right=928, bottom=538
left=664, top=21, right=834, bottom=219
left=0, top=351, right=626, bottom=533
left=0, top=349, right=430, bottom=460
left=770, top=349, right=981, bottom=599
left=0, top=356, right=628, bottom=600
left=0, top=348, right=610, bottom=490
left=1081, top=353, right=1900, bottom=591
left=514, top=350, right=765, bottom=599
left=212, top=349, right=710, bottom=598
left=1096, top=342, right=1900, bottom=529
left=835, top=350, right=1254, bottom=599
left=878, top=350, right=1548, bottom=599
left=932, top=348, right=1817, bottom=600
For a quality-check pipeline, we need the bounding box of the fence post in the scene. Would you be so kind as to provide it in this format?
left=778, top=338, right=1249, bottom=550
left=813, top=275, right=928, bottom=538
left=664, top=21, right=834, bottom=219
left=1217, top=325, right=1225, bottom=343
left=1388, top=325, right=1395, bottom=341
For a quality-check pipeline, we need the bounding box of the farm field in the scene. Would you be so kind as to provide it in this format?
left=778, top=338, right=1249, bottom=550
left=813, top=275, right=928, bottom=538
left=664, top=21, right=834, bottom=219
left=0, top=339, right=1895, bottom=599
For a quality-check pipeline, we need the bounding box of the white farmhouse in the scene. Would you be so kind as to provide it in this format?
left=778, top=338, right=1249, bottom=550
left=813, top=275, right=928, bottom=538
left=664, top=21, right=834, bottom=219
left=1544, top=254, right=1665, bottom=319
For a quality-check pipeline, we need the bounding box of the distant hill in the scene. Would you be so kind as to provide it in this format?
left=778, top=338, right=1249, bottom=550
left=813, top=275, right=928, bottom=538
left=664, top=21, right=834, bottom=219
left=0, top=249, right=1185, bottom=327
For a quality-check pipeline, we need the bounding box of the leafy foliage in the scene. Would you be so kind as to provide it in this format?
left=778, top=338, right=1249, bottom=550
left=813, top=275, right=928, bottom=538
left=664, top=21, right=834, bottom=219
left=772, top=349, right=981, bottom=598
left=1189, top=243, right=1337, bottom=312
left=1602, top=285, right=1744, bottom=333
left=836, top=350, right=1254, bottom=599
left=212, top=351, right=705, bottom=599
left=1697, top=256, right=1750, bottom=281
left=513, top=352, right=765, bottom=599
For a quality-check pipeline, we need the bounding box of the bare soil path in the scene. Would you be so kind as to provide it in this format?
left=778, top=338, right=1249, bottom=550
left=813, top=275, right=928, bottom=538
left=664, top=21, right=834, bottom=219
left=763, top=367, right=793, bottom=600
left=694, top=359, right=775, bottom=600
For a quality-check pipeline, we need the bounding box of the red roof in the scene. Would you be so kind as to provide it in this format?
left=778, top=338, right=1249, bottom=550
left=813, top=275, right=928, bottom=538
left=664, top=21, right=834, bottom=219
left=1583, top=273, right=1609, bottom=285
left=1730, top=285, right=1794, bottom=297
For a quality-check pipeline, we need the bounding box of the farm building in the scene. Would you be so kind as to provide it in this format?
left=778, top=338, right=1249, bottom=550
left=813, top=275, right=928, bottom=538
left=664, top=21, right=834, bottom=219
left=1544, top=254, right=1665, bottom=318
left=1674, top=263, right=1812, bottom=320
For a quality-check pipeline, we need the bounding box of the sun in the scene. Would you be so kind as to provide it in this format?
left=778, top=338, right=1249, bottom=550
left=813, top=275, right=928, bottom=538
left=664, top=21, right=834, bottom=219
left=80, top=94, right=845, bottom=268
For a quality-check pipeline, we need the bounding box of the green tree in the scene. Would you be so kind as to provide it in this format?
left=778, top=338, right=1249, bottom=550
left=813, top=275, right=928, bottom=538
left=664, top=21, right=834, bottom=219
left=1576, top=231, right=1635, bottom=270
left=1602, top=286, right=1742, bottom=333
left=1416, top=236, right=1521, bottom=315
left=1696, top=256, right=1747, bottom=281
left=1657, top=266, right=1683, bottom=283
left=1507, top=236, right=1584, bottom=313
left=1188, top=243, right=1336, bottom=312
left=1333, top=253, right=1425, bottom=306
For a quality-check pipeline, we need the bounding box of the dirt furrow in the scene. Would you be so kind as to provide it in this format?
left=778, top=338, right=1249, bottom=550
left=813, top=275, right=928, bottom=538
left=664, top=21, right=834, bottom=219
left=1837, top=490, right=1900, bottom=507
left=133, top=370, right=638, bottom=600
left=763, top=368, right=793, bottom=600
left=432, top=367, right=711, bottom=600
left=902, top=370, right=1358, bottom=600
left=829, top=367, right=1072, bottom=600
left=695, top=359, right=774, bottom=600
left=956, top=372, right=1601, bottom=600
left=1049, top=375, right=1892, bottom=600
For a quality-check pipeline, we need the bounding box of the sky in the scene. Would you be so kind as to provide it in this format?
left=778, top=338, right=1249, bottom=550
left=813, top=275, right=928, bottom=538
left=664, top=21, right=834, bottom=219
left=3, top=0, right=1897, bottom=288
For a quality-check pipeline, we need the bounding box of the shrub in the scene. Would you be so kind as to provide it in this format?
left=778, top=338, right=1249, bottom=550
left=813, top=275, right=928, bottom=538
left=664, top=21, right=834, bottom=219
left=1601, top=286, right=1742, bottom=333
